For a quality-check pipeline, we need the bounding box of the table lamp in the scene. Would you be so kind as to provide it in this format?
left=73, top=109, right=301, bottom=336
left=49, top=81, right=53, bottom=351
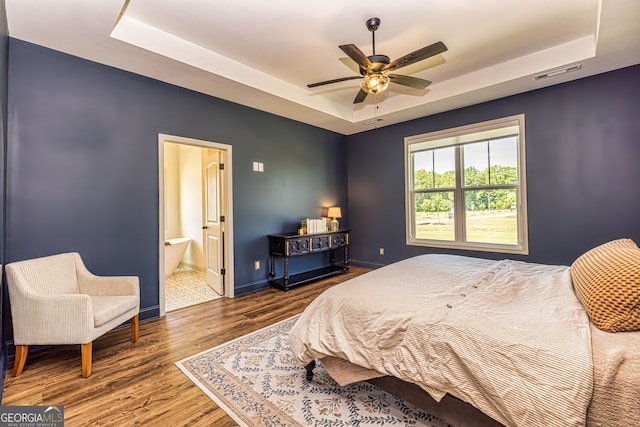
left=327, top=207, right=342, bottom=231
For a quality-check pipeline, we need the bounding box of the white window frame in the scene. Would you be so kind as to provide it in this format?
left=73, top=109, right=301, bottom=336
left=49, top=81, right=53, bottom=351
left=405, top=114, right=529, bottom=254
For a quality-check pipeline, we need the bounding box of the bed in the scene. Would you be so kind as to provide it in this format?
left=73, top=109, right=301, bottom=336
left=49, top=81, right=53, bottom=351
left=289, top=239, right=640, bottom=427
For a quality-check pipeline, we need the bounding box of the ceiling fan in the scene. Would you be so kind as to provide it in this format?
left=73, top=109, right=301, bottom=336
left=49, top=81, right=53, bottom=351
left=307, top=17, right=447, bottom=104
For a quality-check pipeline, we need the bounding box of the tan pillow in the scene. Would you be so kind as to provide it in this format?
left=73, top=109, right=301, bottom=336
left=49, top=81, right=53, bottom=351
left=571, top=239, right=640, bottom=332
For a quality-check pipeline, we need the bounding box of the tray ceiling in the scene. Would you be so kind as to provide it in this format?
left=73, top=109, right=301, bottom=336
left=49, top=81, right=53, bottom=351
left=6, top=0, right=640, bottom=134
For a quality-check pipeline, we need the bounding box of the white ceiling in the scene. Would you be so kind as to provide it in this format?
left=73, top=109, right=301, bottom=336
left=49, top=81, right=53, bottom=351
left=5, top=0, right=640, bottom=135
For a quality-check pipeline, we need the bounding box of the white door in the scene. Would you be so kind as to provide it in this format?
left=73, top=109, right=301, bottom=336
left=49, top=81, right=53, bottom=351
left=204, top=149, right=224, bottom=295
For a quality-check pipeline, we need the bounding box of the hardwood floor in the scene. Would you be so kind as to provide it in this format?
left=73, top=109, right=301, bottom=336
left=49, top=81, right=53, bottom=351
left=2, top=267, right=368, bottom=426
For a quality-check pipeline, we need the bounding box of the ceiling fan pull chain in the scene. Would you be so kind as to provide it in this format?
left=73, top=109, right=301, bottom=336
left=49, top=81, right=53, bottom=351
left=374, top=94, right=380, bottom=129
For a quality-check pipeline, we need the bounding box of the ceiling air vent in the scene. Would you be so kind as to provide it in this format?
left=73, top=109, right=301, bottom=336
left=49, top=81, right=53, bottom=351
left=363, top=118, right=384, bottom=126
left=535, top=65, right=582, bottom=80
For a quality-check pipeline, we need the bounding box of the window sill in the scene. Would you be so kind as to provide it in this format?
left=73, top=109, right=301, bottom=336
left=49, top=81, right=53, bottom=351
left=407, top=238, right=529, bottom=255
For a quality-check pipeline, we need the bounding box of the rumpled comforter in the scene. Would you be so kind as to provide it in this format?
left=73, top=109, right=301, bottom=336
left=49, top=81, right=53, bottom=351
left=289, top=254, right=593, bottom=427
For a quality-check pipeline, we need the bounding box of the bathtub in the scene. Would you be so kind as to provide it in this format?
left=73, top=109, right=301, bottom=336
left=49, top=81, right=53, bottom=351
left=164, top=237, right=191, bottom=277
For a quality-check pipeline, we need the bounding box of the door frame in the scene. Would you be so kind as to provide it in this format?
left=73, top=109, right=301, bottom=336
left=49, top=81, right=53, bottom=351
left=158, top=134, right=235, bottom=317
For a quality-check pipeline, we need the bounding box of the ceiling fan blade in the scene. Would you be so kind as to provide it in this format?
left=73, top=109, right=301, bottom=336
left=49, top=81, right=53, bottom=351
left=382, top=41, right=448, bottom=73
left=339, top=44, right=373, bottom=71
left=307, top=76, right=361, bottom=88
left=353, top=89, right=368, bottom=104
left=389, top=74, right=432, bottom=89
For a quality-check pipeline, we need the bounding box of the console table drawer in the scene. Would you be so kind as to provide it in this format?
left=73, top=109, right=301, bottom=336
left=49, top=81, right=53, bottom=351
left=287, top=238, right=310, bottom=255
left=311, top=235, right=331, bottom=251
left=330, top=233, right=348, bottom=248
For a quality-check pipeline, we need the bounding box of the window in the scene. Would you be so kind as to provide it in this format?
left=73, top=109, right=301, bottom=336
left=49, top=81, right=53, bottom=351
left=405, top=115, right=528, bottom=254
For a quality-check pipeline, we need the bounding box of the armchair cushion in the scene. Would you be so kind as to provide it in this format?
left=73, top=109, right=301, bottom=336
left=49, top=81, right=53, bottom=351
left=91, top=296, right=138, bottom=327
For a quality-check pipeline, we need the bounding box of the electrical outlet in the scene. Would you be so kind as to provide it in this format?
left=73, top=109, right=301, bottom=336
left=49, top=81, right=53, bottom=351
left=379, top=248, right=384, bottom=255
left=254, top=260, right=261, bottom=270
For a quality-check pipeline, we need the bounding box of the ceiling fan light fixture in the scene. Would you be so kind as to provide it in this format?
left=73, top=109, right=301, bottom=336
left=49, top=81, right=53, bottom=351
left=362, top=73, right=390, bottom=94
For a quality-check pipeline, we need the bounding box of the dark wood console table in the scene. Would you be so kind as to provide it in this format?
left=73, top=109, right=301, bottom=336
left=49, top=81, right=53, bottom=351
left=268, top=229, right=350, bottom=291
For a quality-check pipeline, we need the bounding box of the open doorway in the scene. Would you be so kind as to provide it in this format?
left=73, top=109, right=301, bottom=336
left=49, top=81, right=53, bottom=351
left=158, top=134, right=234, bottom=316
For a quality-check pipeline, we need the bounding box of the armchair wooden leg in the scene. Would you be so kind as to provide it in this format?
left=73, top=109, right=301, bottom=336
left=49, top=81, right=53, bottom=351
left=81, top=342, right=92, bottom=378
left=131, top=314, right=139, bottom=343
left=13, top=345, right=28, bottom=377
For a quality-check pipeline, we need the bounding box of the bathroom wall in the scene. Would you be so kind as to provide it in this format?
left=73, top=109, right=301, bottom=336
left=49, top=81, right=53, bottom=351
left=163, top=142, right=181, bottom=239
left=164, top=142, right=206, bottom=271
left=178, top=144, right=205, bottom=271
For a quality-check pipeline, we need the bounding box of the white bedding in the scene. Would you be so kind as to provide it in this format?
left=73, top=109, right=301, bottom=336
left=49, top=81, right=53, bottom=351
left=289, top=254, right=593, bottom=427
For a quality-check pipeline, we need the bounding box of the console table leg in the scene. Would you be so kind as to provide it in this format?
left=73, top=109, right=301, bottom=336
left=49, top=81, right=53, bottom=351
left=283, top=257, right=289, bottom=286
left=269, top=255, right=275, bottom=279
left=344, top=244, right=350, bottom=272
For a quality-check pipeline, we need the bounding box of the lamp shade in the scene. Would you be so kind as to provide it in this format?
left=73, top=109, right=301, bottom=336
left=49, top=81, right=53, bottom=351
left=327, top=207, right=342, bottom=218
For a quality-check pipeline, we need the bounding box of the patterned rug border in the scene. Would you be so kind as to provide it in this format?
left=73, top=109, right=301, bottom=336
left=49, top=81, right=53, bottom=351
left=175, top=315, right=300, bottom=427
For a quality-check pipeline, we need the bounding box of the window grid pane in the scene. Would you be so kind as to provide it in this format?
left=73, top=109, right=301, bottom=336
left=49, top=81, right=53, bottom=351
left=464, top=189, right=518, bottom=245
left=412, top=147, right=456, bottom=190
left=463, top=137, right=518, bottom=188
left=489, top=137, right=519, bottom=185
left=413, top=151, right=434, bottom=190
left=413, top=192, right=454, bottom=241
left=463, top=141, right=489, bottom=187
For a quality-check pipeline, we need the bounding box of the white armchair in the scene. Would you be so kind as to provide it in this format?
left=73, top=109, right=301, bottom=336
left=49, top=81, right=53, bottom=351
left=6, top=252, right=140, bottom=377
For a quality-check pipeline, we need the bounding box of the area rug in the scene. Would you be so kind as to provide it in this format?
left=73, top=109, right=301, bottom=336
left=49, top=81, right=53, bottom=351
left=176, top=315, right=451, bottom=426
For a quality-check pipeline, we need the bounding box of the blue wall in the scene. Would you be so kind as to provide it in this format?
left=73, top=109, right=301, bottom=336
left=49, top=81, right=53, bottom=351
left=5, top=39, right=348, bottom=320
left=0, top=0, right=8, bottom=397
left=346, top=64, right=640, bottom=268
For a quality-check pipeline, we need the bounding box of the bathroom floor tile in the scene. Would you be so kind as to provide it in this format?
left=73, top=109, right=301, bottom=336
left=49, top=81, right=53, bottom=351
left=165, top=266, right=222, bottom=312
